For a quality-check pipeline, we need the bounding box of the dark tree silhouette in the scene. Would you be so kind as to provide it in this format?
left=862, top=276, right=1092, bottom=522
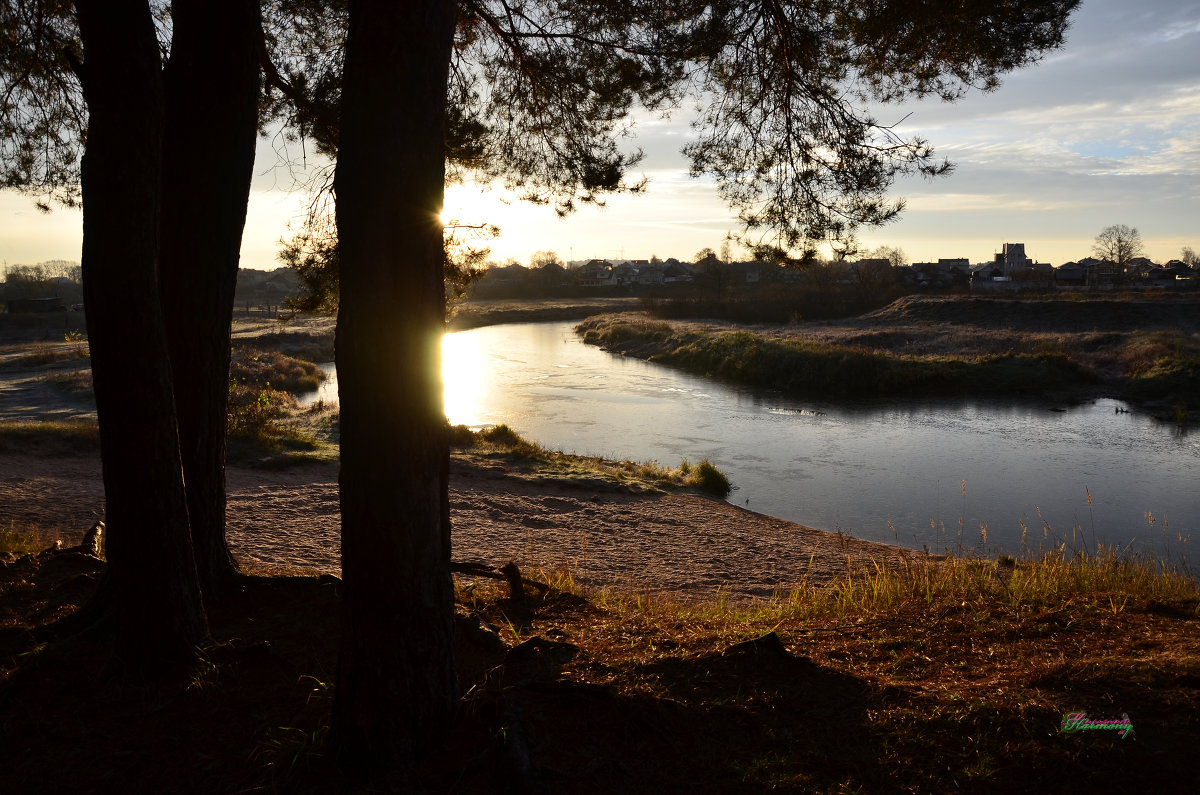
left=158, top=0, right=262, bottom=596
left=74, top=0, right=209, bottom=676
left=331, top=1, right=460, bottom=770
left=1, top=0, right=264, bottom=670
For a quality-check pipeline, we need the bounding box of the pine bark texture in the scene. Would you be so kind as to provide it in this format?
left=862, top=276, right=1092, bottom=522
left=75, top=0, right=208, bottom=676
left=158, top=0, right=262, bottom=596
left=331, top=0, right=459, bottom=771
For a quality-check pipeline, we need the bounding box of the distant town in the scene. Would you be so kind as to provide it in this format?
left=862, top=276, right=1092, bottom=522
left=3, top=240, right=1198, bottom=317
left=467, top=241, right=1200, bottom=299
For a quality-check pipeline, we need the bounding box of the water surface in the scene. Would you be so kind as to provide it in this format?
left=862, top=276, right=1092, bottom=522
left=304, top=322, right=1197, bottom=560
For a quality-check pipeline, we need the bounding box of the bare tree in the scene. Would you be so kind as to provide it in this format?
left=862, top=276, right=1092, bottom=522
left=1093, top=224, right=1144, bottom=270
left=1181, top=246, right=1197, bottom=268
left=529, top=250, right=563, bottom=269
left=869, top=245, right=909, bottom=268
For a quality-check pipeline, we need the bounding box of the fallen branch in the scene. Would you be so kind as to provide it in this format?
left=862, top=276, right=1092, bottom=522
left=451, top=560, right=551, bottom=596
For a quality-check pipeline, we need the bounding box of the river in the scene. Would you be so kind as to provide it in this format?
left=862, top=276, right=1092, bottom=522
left=303, top=321, right=1197, bottom=562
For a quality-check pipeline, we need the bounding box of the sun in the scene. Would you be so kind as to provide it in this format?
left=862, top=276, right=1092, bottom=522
left=440, top=183, right=503, bottom=228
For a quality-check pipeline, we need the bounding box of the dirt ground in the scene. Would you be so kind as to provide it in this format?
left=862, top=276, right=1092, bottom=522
left=1, top=451, right=916, bottom=598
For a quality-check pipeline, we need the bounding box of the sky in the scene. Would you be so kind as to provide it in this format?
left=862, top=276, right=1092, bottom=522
left=2, top=0, right=1198, bottom=271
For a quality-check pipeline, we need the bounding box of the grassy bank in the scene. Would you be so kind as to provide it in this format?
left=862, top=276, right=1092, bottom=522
left=452, top=423, right=732, bottom=497
left=577, top=311, right=1200, bottom=409
left=1, top=540, right=1195, bottom=792
left=578, top=316, right=1100, bottom=400
left=0, top=408, right=733, bottom=498
left=224, top=346, right=335, bottom=464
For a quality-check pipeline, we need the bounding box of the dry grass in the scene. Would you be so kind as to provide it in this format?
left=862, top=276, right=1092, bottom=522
left=0, top=418, right=100, bottom=455
left=1, top=545, right=1195, bottom=793
left=41, top=365, right=92, bottom=395
left=6, top=343, right=78, bottom=368
left=223, top=346, right=333, bottom=464
left=0, top=521, right=54, bottom=556
left=230, top=346, right=326, bottom=394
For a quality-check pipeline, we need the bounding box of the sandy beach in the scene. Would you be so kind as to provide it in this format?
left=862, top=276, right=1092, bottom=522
left=2, top=451, right=920, bottom=599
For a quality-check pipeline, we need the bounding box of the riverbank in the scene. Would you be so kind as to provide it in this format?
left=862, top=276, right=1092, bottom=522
left=0, top=442, right=918, bottom=597
left=3, top=502, right=1197, bottom=792
left=578, top=295, right=1200, bottom=418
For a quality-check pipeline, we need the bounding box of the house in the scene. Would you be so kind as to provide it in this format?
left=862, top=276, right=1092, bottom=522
left=1125, top=257, right=1157, bottom=279
left=661, top=262, right=696, bottom=283
left=612, top=261, right=639, bottom=286
left=972, top=244, right=1051, bottom=290
left=634, top=265, right=665, bottom=285
left=725, top=260, right=766, bottom=284
left=578, top=259, right=615, bottom=287
left=971, top=262, right=1004, bottom=281
left=913, top=258, right=971, bottom=285
left=1086, top=258, right=1121, bottom=286
left=1162, top=261, right=1196, bottom=283
left=998, top=243, right=1032, bottom=274
left=1054, top=262, right=1086, bottom=286
left=1077, top=257, right=1120, bottom=287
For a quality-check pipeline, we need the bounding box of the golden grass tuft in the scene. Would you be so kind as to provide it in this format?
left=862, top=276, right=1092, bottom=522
left=0, top=521, right=53, bottom=556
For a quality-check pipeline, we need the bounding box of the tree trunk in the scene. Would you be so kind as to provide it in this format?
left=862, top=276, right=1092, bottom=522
left=158, top=0, right=262, bottom=597
left=331, top=0, right=458, bottom=773
left=75, top=0, right=208, bottom=677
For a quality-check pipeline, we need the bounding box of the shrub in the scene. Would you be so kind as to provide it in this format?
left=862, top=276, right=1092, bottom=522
left=681, top=457, right=732, bottom=498
left=230, top=347, right=325, bottom=394
left=226, top=382, right=315, bottom=455
left=478, top=423, right=523, bottom=447
left=448, top=423, right=477, bottom=447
